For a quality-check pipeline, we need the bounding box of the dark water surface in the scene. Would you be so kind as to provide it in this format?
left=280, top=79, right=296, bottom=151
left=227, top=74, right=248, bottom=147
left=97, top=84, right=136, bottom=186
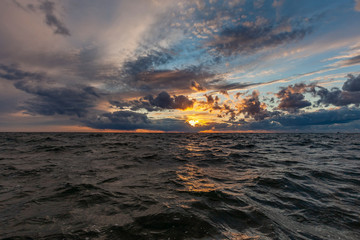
left=1, top=133, right=360, bottom=239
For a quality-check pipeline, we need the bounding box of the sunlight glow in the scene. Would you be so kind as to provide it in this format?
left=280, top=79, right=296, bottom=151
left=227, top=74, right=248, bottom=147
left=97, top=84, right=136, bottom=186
left=188, top=120, right=199, bottom=127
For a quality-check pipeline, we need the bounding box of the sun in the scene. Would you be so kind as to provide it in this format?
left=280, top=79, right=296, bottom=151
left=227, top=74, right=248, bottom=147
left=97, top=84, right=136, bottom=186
left=188, top=120, right=199, bottom=127
left=187, top=117, right=210, bottom=127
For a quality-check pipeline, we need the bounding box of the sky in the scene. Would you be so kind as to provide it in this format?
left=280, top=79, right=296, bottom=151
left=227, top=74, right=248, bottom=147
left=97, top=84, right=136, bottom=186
left=1, top=0, right=360, bottom=132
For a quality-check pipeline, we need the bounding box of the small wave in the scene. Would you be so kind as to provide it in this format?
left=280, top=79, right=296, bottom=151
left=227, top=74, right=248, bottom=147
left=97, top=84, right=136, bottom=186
left=104, top=211, right=219, bottom=239
left=229, top=143, right=256, bottom=150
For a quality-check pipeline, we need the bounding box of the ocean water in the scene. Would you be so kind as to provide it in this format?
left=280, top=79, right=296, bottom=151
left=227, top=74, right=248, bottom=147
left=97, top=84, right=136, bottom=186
left=0, top=133, right=359, bottom=240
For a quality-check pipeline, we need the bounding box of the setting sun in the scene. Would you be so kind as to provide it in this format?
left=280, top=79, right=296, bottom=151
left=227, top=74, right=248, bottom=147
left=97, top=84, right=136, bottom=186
left=188, top=120, right=199, bottom=127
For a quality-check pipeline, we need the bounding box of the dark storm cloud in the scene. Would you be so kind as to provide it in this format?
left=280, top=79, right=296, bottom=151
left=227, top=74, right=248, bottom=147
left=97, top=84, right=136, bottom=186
left=149, top=118, right=194, bottom=132
left=111, top=91, right=195, bottom=112
left=314, top=74, right=360, bottom=106
left=0, top=64, right=101, bottom=117
left=14, top=80, right=100, bottom=117
left=89, top=106, right=360, bottom=132
left=83, top=111, right=194, bottom=131
left=127, top=68, right=215, bottom=93
left=7, top=46, right=119, bottom=83
left=39, top=0, right=70, bottom=36
left=207, top=23, right=310, bottom=57
left=201, top=75, right=360, bottom=125
left=342, top=74, right=360, bottom=92
left=272, top=107, right=360, bottom=127
left=71, top=46, right=125, bottom=82
left=0, top=64, right=43, bottom=81
left=121, top=50, right=173, bottom=78
left=118, top=49, right=218, bottom=93
left=148, top=91, right=194, bottom=110
left=238, top=90, right=272, bottom=121
left=236, top=107, right=360, bottom=132
left=276, top=83, right=313, bottom=112
left=278, top=93, right=310, bottom=111
left=315, top=87, right=360, bottom=106
left=84, top=111, right=150, bottom=130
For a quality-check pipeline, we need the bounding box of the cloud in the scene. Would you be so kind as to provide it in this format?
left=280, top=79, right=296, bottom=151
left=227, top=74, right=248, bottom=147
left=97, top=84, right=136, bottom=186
left=0, top=64, right=102, bottom=118
left=127, top=68, right=215, bottom=93
left=209, top=81, right=258, bottom=91
left=315, top=87, right=360, bottom=107
left=191, top=90, right=273, bottom=122
left=85, top=106, right=360, bottom=132
left=14, top=80, right=100, bottom=117
left=314, top=74, right=360, bottom=107
left=1, top=0, right=359, bottom=133
left=342, top=74, right=360, bottom=92
left=0, top=64, right=44, bottom=81
left=121, top=50, right=173, bottom=78
left=39, top=0, right=70, bottom=36
left=83, top=110, right=150, bottom=130
left=195, top=90, right=270, bottom=122
left=237, top=90, right=271, bottom=120
left=12, top=0, right=36, bottom=12
left=339, top=54, right=360, bottom=67
left=271, top=107, right=360, bottom=127
left=145, top=91, right=195, bottom=110
left=191, top=80, right=206, bottom=91
left=196, top=94, right=222, bottom=111
left=0, top=64, right=103, bottom=118
left=234, top=107, right=360, bottom=132
left=83, top=111, right=194, bottom=132
left=13, top=0, right=71, bottom=36
left=115, top=50, right=218, bottom=94
left=148, top=118, right=193, bottom=132
left=111, top=91, right=195, bottom=112
left=206, top=22, right=310, bottom=56
left=276, top=83, right=313, bottom=112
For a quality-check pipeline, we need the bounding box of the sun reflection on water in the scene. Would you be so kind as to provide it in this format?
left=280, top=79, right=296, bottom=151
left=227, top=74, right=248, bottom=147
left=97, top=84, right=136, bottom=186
left=176, top=164, right=217, bottom=193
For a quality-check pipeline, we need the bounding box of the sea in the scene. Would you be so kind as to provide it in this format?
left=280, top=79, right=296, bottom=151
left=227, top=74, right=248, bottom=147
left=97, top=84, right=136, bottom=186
left=0, top=133, right=359, bottom=240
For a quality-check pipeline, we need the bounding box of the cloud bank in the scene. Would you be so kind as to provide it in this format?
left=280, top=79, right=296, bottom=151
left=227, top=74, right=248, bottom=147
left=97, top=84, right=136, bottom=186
left=1, top=0, right=360, bottom=132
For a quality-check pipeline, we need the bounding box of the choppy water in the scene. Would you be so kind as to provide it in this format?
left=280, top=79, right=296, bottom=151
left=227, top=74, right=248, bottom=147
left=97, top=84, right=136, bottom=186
left=0, top=133, right=360, bottom=240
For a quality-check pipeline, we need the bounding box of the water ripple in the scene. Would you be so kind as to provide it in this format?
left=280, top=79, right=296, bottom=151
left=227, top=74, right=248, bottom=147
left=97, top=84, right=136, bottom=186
left=0, top=133, right=359, bottom=239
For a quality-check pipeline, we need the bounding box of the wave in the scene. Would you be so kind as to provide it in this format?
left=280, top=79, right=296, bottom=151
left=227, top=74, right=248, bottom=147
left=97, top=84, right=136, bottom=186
left=1, top=133, right=360, bottom=239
